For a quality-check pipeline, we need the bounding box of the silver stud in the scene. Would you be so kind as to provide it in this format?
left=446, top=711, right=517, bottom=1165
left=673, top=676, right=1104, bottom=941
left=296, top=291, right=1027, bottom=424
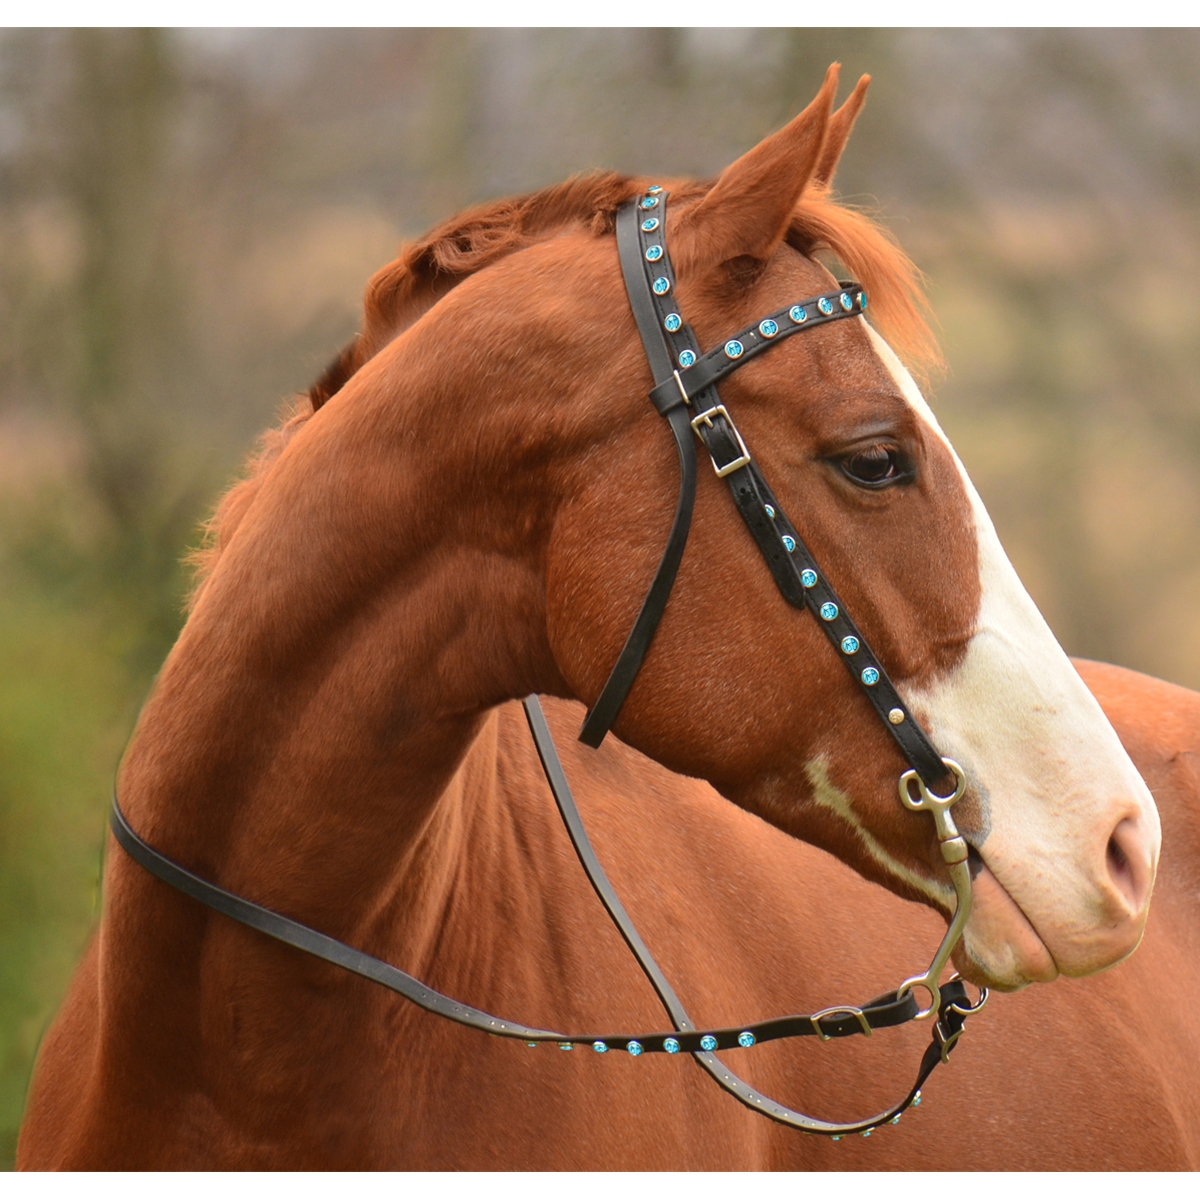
left=678, top=349, right=696, bottom=368
left=627, top=1040, right=643, bottom=1056
left=645, top=244, right=663, bottom=262
left=801, top=569, right=818, bottom=588
left=592, top=1041, right=608, bottom=1053
left=663, top=312, right=681, bottom=332
left=737, top=1031, right=756, bottom=1048
left=888, top=708, right=905, bottom=725
left=782, top=535, right=796, bottom=553
left=700, top=1035, right=717, bottom=1051
left=789, top=305, right=807, bottom=324
left=820, top=601, right=839, bottom=621
left=652, top=276, right=670, bottom=295
left=663, top=1037, right=680, bottom=1054
left=764, top=504, right=775, bottom=519
left=724, top=339, right=744, bottom=359
left=841, top=635, right=860, bottom=655
left=861, top=667, right=880, bottom=686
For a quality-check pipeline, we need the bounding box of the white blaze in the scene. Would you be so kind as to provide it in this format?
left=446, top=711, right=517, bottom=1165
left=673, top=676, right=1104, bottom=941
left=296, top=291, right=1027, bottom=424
left=863, top=326, right=1160, bottom=983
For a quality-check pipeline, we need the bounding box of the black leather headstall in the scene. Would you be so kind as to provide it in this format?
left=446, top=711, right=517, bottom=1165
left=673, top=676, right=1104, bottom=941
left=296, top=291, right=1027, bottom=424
left=109, top=187, right=983, bottom=1143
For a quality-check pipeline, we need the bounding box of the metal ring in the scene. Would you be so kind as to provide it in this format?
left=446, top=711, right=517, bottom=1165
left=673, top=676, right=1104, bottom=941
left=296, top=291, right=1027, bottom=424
left=898, top=757, right=967, bottom=813
left=947, top=975, right=989, bottom=1016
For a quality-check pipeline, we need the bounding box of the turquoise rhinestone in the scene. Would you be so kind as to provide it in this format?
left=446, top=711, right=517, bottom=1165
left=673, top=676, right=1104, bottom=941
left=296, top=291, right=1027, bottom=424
left=641, top=217, right=659, bottom=232
left=724, top=339, right=744, bottom=359
left=818, top=296, right=835, bottom=316
left=861, top=1130, right=872, bottom=1138
left=861, top=667, right=880, bottom=686
left=737, top=1031, right=756, bottom=1048
left=858, top=292, right=867, bottom=310
left=820, top=602, right=839, bottom=621
left=678, top=349, right=696, bottom=368
left=699, top=1035, right=718, bottom=1051
left=782, top=535, right=796, bottom=553
left=647, top=185, right=663, bottom=194
left=764, top=504, right=775, bottom=519
left=558, top=1042, right=573, bottom=1050
left=912, top=1091, right=922, bottom=1106
left=663, top=1038, right=680, bottom=1054
left=592, top=1041, right=608, bottom=1053
left=759, top=318, right=779, bottom=338
left=663, top=312, right=681, bottom=332
left=801, top=569, right=818, bottom=588
left=525, top=1042, right=538, bottom=1048
left=789, top=305, right=808, bottom=323
left=890, top=1115, right=902, bottom=1125
left=645, top=244, right=663, bottom=262
left=840, top=292, right=854, bottom=312
left=640, top=196, right=659, bottom=210
left=627, top=1040, right=643, bottom=1056
left=652, top=276, right=670, bottom=295
left=841, top=636, right=860, bottom=655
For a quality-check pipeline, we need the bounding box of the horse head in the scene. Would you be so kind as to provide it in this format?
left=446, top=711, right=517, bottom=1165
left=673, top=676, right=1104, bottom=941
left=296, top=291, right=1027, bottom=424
left=524, top=66, right=1160, bottom=992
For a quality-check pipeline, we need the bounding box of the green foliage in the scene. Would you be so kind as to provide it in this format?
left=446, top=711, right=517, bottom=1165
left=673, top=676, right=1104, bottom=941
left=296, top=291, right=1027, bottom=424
left=0, top=559, right=161, bottom=1168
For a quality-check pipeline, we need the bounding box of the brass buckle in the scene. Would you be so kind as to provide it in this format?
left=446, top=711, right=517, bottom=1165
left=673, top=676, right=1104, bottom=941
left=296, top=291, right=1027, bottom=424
left=809, top=1005, right=873, bottom=1042
left=690, top=404, right=751, bottom=478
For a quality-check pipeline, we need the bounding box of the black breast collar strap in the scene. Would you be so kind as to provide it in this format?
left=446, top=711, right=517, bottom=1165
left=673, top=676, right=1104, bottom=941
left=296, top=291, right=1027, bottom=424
left=108, top=186, right=987, bottom=1144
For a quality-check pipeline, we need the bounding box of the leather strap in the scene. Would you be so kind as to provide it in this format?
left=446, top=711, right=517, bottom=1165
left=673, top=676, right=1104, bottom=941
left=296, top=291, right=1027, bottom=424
left=110, top=697, right=976, bottom=1136
left=578, top=200, right=697, bottom=748
left=606, top=189, right=952, bottom=789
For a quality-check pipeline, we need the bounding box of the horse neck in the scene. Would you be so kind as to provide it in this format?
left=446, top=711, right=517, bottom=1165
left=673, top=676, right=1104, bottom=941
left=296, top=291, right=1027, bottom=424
left=112, top=328, right=573, bottom=962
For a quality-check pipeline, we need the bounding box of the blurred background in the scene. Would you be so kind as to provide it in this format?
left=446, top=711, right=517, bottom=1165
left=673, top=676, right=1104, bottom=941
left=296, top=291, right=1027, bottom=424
left=2, top=28, right=1199, bottom=1164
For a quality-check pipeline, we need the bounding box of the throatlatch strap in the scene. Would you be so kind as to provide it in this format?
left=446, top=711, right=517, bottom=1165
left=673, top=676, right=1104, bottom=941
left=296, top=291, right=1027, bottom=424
left=578, top=201, right=698, bottom=748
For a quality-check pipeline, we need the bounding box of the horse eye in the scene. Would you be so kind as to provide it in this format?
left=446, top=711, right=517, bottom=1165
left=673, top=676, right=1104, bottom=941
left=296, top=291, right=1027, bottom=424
left=841, top=444, right=904, bottom=488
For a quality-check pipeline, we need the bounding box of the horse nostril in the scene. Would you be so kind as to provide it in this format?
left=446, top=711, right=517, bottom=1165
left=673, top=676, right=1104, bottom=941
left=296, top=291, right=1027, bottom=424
left=1105, top=818, right=1149, bottom=913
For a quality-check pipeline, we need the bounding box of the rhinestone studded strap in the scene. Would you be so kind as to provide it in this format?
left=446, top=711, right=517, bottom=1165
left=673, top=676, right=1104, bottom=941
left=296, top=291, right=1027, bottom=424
left=620, top=192, right=950, bottom=789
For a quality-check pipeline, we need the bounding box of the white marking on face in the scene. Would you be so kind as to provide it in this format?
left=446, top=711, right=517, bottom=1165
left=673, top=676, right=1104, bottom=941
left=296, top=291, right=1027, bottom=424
left=862, top=325, right=1160, bottom=979
left=805, top=758, right=951, bottom=909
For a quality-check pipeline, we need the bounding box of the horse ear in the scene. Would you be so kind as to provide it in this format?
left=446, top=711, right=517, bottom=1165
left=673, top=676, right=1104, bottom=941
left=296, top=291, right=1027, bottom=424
left=813, top=74, right=870, bottom=189
left=678, top=64, right=840, bottom=269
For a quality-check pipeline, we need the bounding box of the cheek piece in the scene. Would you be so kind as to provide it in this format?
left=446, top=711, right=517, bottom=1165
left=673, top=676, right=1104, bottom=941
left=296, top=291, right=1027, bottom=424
left=108, top=188, right=985, bottom=1142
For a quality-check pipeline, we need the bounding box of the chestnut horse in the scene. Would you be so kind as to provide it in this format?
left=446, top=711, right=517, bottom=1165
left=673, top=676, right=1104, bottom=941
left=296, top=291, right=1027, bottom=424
left=19, top=68, right=1194, bottom=1169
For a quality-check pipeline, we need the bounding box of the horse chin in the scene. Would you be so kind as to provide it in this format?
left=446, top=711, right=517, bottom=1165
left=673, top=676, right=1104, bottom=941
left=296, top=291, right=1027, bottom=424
left=954, top=860, right=1060, bottom=991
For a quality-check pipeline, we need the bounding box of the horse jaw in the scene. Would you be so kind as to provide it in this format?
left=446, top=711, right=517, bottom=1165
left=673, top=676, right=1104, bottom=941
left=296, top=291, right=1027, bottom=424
left=863, top=326, right=1162, bottom=991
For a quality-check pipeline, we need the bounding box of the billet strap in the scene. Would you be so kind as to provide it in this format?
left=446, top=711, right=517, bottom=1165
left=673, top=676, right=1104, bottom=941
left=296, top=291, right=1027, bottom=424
left=109, top=699, right=977, bottom=1137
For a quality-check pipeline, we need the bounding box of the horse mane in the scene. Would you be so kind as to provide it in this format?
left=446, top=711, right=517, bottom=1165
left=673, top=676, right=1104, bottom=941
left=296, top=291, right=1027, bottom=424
left=187, top=170, right=937, bottom=606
